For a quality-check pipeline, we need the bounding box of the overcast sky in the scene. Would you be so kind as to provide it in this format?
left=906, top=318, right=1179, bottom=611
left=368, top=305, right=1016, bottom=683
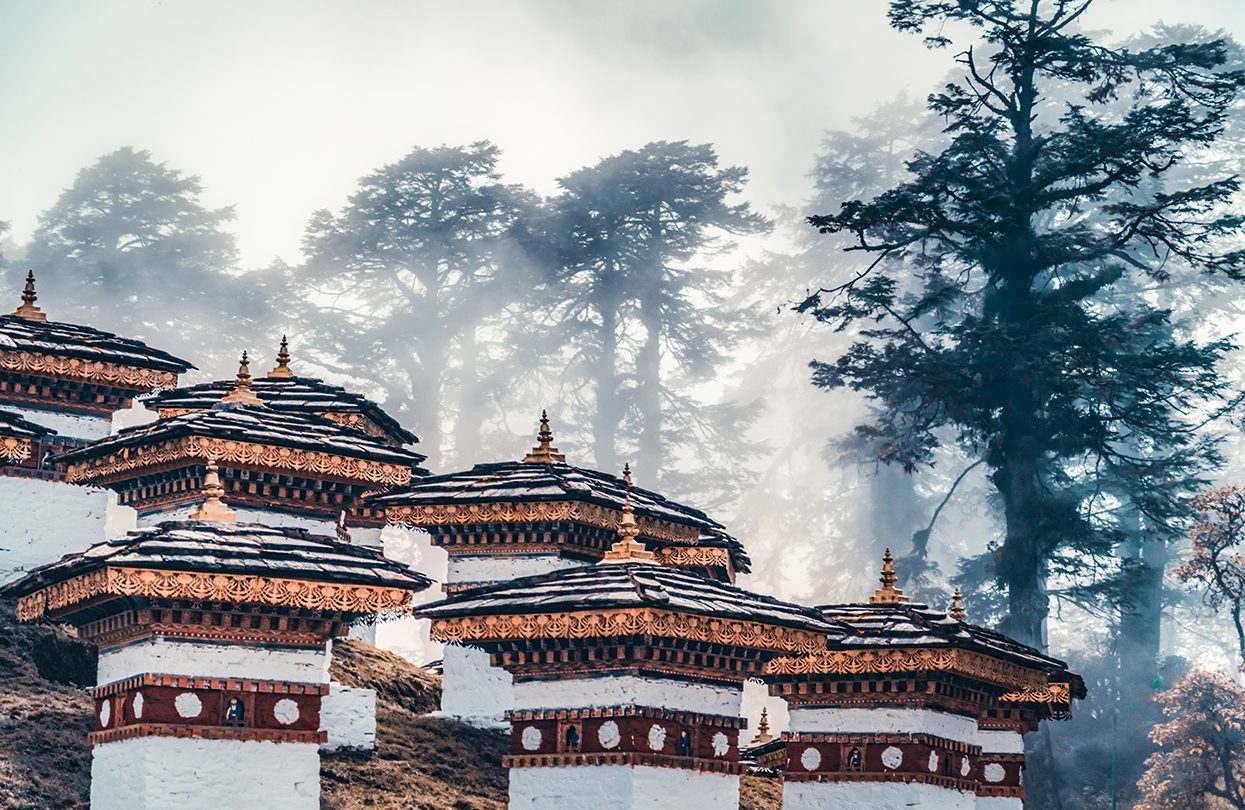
left=2, top=0, right=1242, bottom=267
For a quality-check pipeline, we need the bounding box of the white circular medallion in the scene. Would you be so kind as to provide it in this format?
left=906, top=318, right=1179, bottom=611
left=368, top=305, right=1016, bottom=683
left=132, top=692, right=144, bottom=720
left=174, top=692, right=202, bottom=719
left=961, top=756, right=971, bottom=777
left=273, top=698, right=300, bottom=725
left=98, top=700, right=111, bottom=728
left=881, top=746, right=903, bottom=770
left=984, top=762, right=1006, bottom=783
left=800, top=746, right=822, bottom=771
left=712, top=731, right=729, bottom=757
left=598, top=720, right=621, bottom=749
left=647, top=724, right=667, bottom=752
left=928, top=751, right=939, bottom=772
left=521, top=725, right=543, bottom=751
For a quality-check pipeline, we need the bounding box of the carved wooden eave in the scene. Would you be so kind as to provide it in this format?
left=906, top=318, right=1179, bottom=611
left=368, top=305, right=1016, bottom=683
left=15, top=565, right=416, bottom=623
left=383, top=500, right=701, bottom=544
left=64, top=435, right=413, bottom=489
left=430, top=607, right=826, bottom=656
left=0, top=435, right=31, bottom=462
left=0, top=349, right=181, bottom=392
left=763, top=646, right=1050, bottom=692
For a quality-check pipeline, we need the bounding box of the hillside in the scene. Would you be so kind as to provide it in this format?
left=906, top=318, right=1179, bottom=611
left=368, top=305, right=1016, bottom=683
left=0, top=605, right=780, bottom=809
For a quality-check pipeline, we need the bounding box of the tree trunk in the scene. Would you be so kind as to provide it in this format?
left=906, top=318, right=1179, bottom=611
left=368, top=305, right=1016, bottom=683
left=592, top=300, right=622, bottom=473
left=452, top=326, right=485, bottom=466
left=635, top=293, right=662, bottom=481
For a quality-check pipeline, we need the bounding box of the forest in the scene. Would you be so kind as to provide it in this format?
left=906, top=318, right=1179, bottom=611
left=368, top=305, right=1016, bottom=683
left=3, top=2, right=1245, bottom=807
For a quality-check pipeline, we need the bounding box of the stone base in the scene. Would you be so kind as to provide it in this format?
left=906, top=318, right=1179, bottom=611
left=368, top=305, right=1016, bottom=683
left=90, top=736, right=320, bottom=810
left=784, top=780, right=976, bottom=809
left=508, top=765, right=740, bottom=810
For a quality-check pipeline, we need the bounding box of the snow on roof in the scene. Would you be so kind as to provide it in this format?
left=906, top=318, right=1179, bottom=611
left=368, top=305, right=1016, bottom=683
left=1, top=519, right=432, bottom=599
left=0, top=314, right=194, bottom=374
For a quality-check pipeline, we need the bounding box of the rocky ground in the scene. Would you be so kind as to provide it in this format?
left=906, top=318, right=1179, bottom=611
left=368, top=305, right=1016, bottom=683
left=0, top=604, right=780, bottom=809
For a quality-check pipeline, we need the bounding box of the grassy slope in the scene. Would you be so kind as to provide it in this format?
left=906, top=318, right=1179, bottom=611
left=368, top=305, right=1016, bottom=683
left=0, top=609, right=779, bottom=809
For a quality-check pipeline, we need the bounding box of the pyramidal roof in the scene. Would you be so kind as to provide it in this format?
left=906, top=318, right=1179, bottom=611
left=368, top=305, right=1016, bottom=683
left=1, top=519, right=433, bottom=600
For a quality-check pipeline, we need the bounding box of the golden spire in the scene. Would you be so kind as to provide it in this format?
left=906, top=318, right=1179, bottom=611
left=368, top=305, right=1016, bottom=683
left=950, top=586, right=966, bottom=621
left=749, top=707, right=774, bottom=746
left=521, top=410, right=566, bottom=463
left=602, top=464, right=656, bottom=563
left=221, top=351, right=263, bottom=405
left=188, top=460, right=236, bottom=522
left=868, top=547, right=909, bottom=604
left=267, top=335, right=294, bottom=378
left=12, top=270, right=47, bottom=321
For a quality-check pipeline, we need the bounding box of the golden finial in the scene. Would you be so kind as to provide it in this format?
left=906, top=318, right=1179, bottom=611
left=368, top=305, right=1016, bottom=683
left=950, top=586, right=966, bottom=621
left=12, top=270, right=47, bottom=321
left=749, top=707, right=774, bottom=746
left=221, top=351, right=263, bottom=405
left=868, top=547, right=909, bottom=604
left=521, top=409, right=567, bottom=463
left=602, top=463, right=656, bottom=563
left=267, top=335, right=294, bottom=378
left=188, top=460, right=236, bottom=522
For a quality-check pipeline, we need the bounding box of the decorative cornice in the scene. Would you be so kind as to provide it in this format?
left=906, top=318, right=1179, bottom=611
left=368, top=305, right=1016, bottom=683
left=430, top=607, right=825, bottom=654
left=0, top=436, right=31, bottom=462
left=16, top=565, right=415, bottom=621
left=999, top=681, right=1072, bottom=706
left=503, top=751, right=744, bottom=775
left=385, top=500, right=701, bottom=544
left=653, top=545, right=732, bottom=572
left=764, top=647, right=1048, bottom=691
left=0, top=349, right=179, bottom=391
left=64, top=435, right=412, bottom=488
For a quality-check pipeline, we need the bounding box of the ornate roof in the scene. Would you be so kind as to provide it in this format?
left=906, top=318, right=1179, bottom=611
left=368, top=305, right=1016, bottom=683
left=55, top=403, right=427, bottom=475
left=2, top=519, right=433, bottom=622
left=371, top=415, right=750, bottom=575
left=3, top=520, right=431, bottom=599
left=145, top=339, right=415, bottom=446
left=419, top=562, right=827, bottom=634
left=817, top=602, right=1079, bottom=683
left=0, top=291, right=194, bottom=376
left=0, top=409, right=55, bottom=439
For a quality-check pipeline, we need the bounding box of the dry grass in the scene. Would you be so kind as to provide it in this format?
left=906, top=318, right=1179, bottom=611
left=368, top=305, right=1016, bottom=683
left=0, top=613, right=783, bottom=809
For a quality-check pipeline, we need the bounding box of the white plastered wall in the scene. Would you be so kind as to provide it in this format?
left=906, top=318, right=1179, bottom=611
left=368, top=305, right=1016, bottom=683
left=438, top=642, right=512, bottom=728
left=509, top=763, right=740, bottom=810
left=511, top=674, right=742, bottom=716
left=784, top=780, right=975, bottom=810
left=90, top=735, right=320, bottom=810
left=96, top=637, right=330, bottom=686
left=320, top=684, right=377, bottom=751
left=0, top=475, right=108, bottom=580
left=786, top=706, right=980, bottom=745
left=134, top=504, right=337, bottom=535
left=9, top=404, right=112, bottom=441
left=446, top=552, right=581, bottom=585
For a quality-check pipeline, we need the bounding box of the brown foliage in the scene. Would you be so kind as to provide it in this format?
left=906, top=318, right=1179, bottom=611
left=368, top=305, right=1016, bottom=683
left=1136, top=670, right=1245, bottom=809
left=1180, top=487, right=1245, bottom=668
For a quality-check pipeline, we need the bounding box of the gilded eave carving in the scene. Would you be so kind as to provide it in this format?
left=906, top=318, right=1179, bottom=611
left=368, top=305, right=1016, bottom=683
left=429, top=607, right=826, bottom=654
left=385, top=500, right=702, bottom=545
left=0, top=436, right=32, bottom=462
left=0, top=349, right=179, bottom=391
left=64, top=435, right=412, bottom=487
left=763, top=646, right=1050, bottom=691
left=15, top=565, right=415, bottom=622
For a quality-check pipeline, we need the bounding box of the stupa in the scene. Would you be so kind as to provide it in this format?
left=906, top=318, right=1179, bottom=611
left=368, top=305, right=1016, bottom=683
left=418, top=473, right=827, bottom=809
left=0, top=469, right=431, bottom=810
left=370, top=420, right=749, bottom=724
left=0, top=271, right=193, bottom=576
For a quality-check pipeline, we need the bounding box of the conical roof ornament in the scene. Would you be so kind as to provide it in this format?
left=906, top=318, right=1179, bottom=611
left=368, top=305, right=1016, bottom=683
left=522, top=410, right=566, bottom=463
left=949, top=586, right=966, bottom=621
left=749, top=707, right=774, bottom=746
left=188, top=460, right=236, bottom=522
left=602, top=464, right=656, bottom=563
left=868, top=547, right=909, bottom=604
left=220, top=351, right=263, bottom=405
left=12, top=271, right=47, bottom=321
left=267, top=335, right=294, bottom=378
